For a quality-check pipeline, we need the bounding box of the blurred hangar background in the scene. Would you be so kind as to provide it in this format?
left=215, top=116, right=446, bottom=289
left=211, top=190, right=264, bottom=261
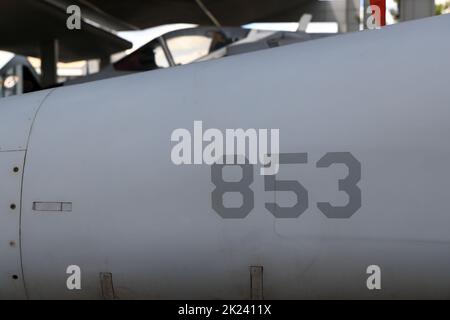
left=0, top=0, right=445, bottom=98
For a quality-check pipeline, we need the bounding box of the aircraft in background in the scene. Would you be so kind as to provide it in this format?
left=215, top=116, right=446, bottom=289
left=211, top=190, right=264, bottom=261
left=67, top=25, right=332, bottom=85
left=0, top=54, right=41, bottom=98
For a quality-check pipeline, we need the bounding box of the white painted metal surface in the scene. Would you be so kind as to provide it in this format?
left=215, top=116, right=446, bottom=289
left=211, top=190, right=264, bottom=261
left=0, top=89, right=52, bottom=299
left=0, top=151, right=26, bottom=299
left=1, top=15, right=450, bottom=299
left=0, top=90, right=52, bottom=152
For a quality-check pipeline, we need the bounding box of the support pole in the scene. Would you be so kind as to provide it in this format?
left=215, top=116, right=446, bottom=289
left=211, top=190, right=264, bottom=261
left=99, top=54, right=110, bottom=70
left=40, top=39, right=59, bottom=88
left=400, top=0, right=435, bottom=21
left=363, top=0, right=386, bottom=29
left=370, top=0, right=386, bottom=26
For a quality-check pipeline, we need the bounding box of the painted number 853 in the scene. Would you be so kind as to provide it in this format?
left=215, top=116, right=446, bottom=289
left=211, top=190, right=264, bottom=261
left=211, top=152, right=361, bottom=219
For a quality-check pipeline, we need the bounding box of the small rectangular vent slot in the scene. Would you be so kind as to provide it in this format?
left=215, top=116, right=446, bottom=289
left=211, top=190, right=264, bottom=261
left=32, top=202, right=72, bottom=212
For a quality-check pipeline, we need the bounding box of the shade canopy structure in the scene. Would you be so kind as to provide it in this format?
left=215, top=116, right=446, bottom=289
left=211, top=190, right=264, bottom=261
left=0, top=0, right=132, bottom=62
left=81, top=0, right=317, bottom=30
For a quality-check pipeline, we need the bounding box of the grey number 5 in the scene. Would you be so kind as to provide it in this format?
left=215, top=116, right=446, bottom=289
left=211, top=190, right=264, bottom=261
left=264, top=153, right=309, bottom=218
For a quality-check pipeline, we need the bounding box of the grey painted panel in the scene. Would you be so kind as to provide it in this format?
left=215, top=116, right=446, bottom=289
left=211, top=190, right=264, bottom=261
left=15, top=15, right=450, bottom=298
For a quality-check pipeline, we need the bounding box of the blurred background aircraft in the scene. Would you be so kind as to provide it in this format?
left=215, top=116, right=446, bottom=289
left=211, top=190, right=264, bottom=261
left=0, top=0, right=446, bottom=97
